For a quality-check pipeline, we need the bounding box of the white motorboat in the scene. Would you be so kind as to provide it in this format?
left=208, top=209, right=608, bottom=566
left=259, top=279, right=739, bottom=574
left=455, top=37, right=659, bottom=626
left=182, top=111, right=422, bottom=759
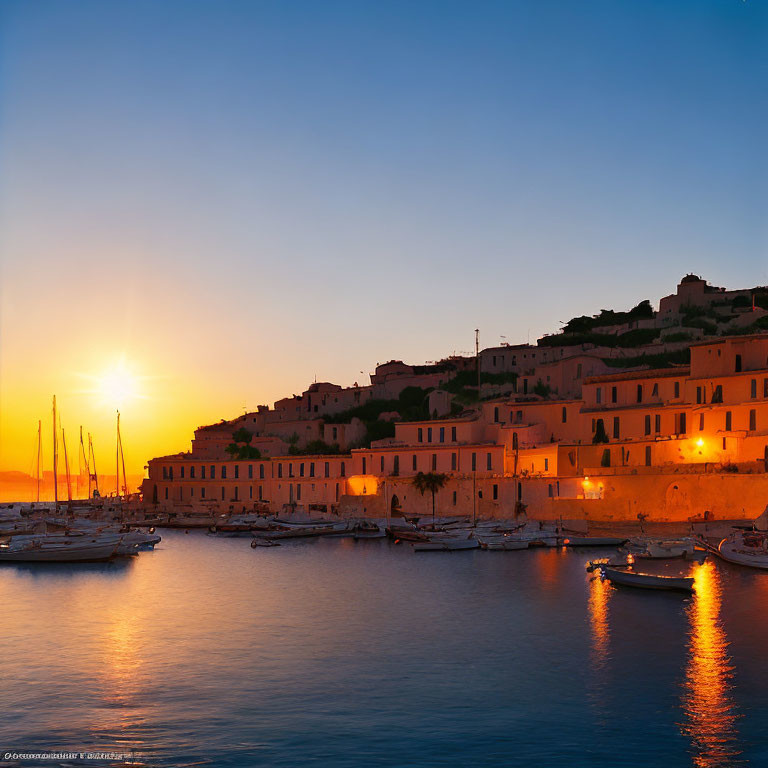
left=479, top=538, right=529, bottom=551
left=716, top=531, right=768, bottom=569
left=599, top=565, right=694, bottom=592
left=637, top=539, right=695, bottom=559
left=558, top=536, right=628, bottom=547
left=0, top=534, right=120, bottom=562
left=413, top=538, right=479, bottom=552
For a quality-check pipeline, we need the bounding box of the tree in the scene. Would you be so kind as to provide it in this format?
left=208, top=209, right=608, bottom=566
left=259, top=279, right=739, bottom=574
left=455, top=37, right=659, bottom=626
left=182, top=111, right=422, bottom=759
left=232, top=427, right=253, bottom=444
left=412, top=471, right=448, bottom=524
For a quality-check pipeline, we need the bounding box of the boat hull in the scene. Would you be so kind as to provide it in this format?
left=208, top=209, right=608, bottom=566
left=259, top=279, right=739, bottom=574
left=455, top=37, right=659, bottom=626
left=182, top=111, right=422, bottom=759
left=600, top=566, right=694, bottom=592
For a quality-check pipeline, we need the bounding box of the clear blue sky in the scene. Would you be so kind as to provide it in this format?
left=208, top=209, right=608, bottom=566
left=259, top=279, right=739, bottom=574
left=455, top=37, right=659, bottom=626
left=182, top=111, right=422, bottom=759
left=1, top=0, right=767, bottom=469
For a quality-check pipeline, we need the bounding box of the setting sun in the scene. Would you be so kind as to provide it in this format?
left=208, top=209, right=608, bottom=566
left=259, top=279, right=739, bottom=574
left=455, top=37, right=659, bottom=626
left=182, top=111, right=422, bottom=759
left=82, top=360, right=144, bottom=409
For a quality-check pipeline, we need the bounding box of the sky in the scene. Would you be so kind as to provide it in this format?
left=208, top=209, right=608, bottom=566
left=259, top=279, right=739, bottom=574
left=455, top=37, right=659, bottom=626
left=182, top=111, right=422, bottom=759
left=0, top=0, right=766, bottom=484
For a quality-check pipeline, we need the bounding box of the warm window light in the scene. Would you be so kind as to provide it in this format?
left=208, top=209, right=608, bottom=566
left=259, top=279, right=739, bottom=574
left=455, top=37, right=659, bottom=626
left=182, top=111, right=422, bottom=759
left=696, top=438, right=704, bottom=448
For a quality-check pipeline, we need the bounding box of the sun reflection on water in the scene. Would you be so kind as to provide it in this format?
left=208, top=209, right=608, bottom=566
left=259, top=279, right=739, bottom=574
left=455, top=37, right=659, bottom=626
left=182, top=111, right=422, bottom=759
left=682, top=561, right=744, bottom=768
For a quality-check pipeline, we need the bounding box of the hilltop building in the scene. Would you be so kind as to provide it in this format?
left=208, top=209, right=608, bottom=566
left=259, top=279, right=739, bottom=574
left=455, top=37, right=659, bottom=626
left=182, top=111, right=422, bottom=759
left=142, top=278, right=768, bottom=523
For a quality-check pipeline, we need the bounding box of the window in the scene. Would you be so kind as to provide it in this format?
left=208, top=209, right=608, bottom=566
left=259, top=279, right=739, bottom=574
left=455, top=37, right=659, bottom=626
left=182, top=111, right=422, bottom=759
left=431, top=454, right=437, bottom=471
left=234, top=465, right=239, bottom=479
left=562, top=407, right=567, bottom=424
left=201, top=487, right=205, bottom=499
left=340, top=462, right=346, bottom=477
left=180, top=466, right=185, bottom=479
left=544, top=458, right=549, bottom=471
left=249, top=486, right=253, bottom=499
left=451, top=453, right=457, bottom=470
left=548, top=484, right=553, bottom=498
left=725, top=411, right=732, bottom=431
left=258, top=486, right=262, bottom=500
left=644, top=415, right=651, bottom=435
left=492, top=484, right=498, bottom=500
left=494, top=407, right=499, bottom=423
left=210, top=465, right=215, bottom=479
left=234, top=487, right=239, bottom=501
left=439, top=427, right=445, bottom=443
left=296, top=484, right=301, bottom=501
left=259, top=464, right=264, bottom=479
left=645, top=446, right=651, bottom=466
left=655, top=414, right=661, bottom=433
left=299, top=463, right=305, bottom=477
left=221, top=487, right=225, bottom=500
left=636, top=384, right=643, bottom=403
left=712, top=385, right=723, bottom=403
left=325, top=462, right=330, bottom=478
left=699, top=413, right=705, bottom=431
left=201, top=466, right=206, bottom=480
left=751, top=379, right=757, bottom=399
left=674, top=381, right=680, bottom=398
left=613, top=417, right=620, bottom=439
left=651, top=383, right=658, bottom=397
left=162, top=467, right=168, bottom=480
left=412, top=455, right=417, bottom=471
left=362, top=457, right=366, bottom=474
left=596, top=388, right=602, bottom=404
left=735, top=354, right=742, bottom=373
left=679, top=413, right=687, bottom=434
left=191, top=487, right=194, bottom=497
left=248, top=465, right=253, bottom=479
left=451, top=427, right=457, bottom=441
left=164, top=487, right=168, bottom=499
left=380, top=456, right=384, bottom=472
left=190, top=466, right=195, bottom=479
left=452, top=491, right=457, bottom=506
left=278, top=464, right=283, bottom=478
left=427, top=427, right=432, bottom=443
left=696, top=386, right=703, bottom=404
left=611, top=386, right=617, bottom=404
left=471, top=452, right=477, bottom=471
left=309, top=462, right=315, bottom=477
left=750, top=409, right=756, bottom=431
left=486, top=452, right=492, bottom=471
left=418, top=428, right=423, bottom=443
left=221, top=466, right=227, bottom=479
left=393, top=455, right=400, bottom=475
left=764, top=378, right=768, bottom=398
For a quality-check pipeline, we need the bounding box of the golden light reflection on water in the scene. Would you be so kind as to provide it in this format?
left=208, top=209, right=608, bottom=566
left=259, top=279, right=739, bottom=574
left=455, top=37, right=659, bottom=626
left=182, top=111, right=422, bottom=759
left=588, top=573, right=610, bottom=666
left=682, top=561, right=743, bottom=768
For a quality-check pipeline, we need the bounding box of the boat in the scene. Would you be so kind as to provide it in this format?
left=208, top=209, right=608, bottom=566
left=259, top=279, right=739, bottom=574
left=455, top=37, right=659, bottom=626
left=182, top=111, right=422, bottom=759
left=714, top=530, right=768, bottom=569
left=633, top=539, right=695, bottom=559
left=253, top=521, right=350, bottom=540
left=353, top=521, right=386, bottom=539
left=479, top=538, right=529, bottom=551
left=251, top=538, right=280, bottom=548
left=413, top=538, right=479, bottom=552
left=598, top=565, right=694, bottom=592
left=0, top=534, right=120, bottom=562
left=558, top=536, right=627, bottom=547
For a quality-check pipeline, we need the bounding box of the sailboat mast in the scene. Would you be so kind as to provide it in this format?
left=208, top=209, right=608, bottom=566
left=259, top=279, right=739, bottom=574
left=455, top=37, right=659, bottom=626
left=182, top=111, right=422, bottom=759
left=79, top=426, right=90, bottom=498
left=116, top=411, right=120, bottom=498
left=89, top=433, right=99, bottom=495
left=52, top=396, right=58, bottom=511
left=62, top=428, right=72, bottom=505
left=36, top=420, right=42, bottom=503
left=118, top=413, right=128, bottom=498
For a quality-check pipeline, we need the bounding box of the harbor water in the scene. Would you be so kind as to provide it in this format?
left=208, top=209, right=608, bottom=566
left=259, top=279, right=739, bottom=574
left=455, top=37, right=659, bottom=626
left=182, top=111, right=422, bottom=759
left=2, top=531, right=768, bottom=767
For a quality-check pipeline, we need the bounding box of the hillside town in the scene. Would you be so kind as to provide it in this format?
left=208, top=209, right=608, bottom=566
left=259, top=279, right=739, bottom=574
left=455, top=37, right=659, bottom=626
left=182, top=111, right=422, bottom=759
left=143, top=275, right=768, bottom=524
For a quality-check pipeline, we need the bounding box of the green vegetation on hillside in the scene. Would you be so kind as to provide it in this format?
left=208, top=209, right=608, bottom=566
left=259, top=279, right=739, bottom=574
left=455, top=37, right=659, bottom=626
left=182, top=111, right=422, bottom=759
left=561, top=300, right=653, bottom=334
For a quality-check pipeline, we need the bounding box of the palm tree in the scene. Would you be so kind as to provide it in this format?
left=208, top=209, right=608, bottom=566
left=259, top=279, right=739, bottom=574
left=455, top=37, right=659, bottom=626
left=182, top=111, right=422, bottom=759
left=412, top=471, right=448, bottom=524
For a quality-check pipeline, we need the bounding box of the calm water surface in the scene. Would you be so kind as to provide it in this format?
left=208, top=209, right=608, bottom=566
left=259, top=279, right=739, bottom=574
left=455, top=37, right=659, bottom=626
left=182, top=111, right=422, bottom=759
left=2, top=531, right=768, bottom=767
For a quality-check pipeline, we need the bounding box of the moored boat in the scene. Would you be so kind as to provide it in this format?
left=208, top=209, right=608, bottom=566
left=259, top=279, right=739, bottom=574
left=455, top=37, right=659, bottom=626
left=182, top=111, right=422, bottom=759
left=558, top=536, right=627, bottom=547
left=413, top=538, right=479, bottom=552
left=598, top=565, right=694, bottom=592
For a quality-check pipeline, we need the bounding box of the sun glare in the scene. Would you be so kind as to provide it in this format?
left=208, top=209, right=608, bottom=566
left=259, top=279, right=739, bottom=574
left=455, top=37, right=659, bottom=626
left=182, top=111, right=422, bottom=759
left=83, top=360, right=144, bottom=408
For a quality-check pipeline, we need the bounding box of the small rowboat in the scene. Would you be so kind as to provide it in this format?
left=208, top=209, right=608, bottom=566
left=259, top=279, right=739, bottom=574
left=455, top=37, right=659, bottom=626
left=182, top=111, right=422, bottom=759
left=599, top=566, right=694, bottom=592
left=413, top=539, right=479, bottom=552
left=559, top=536, right=628, bottom=547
